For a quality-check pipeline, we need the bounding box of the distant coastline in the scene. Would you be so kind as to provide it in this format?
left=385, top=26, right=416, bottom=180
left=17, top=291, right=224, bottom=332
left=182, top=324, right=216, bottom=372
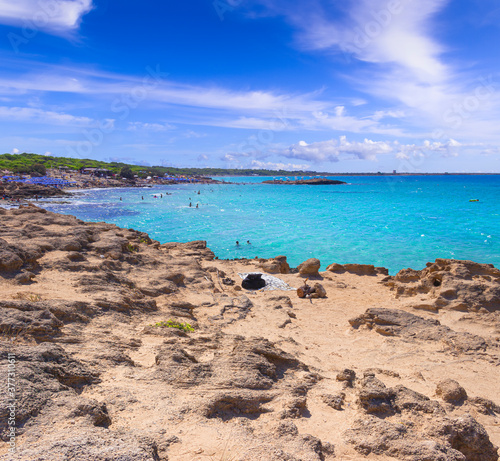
left=212, top=172, right=500, bottom=177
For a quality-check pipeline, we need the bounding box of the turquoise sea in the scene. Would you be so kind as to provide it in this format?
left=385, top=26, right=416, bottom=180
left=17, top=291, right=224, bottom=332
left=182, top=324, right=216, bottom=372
left=40, top=175, right=500, bottom=275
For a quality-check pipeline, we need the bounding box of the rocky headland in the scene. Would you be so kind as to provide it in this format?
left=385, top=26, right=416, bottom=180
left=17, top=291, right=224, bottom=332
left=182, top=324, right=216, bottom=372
left=262, top=178, right=347, bottom=185
left=0, top=205, right=499, bottom=460
left=0, top=182, right=71, bottom=201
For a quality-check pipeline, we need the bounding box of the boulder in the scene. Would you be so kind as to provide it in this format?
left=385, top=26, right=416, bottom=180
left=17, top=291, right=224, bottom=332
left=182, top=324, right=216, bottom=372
left=436, top=379, right=468, bottom=404
left=261, top=255, right=290, bottom=274
left=298, top=258, right=321, bottom=277
left=274, top=255, right=291, bottom=274
left=326, top=263, right=344, bottom=273
left=260, top=259, right=281, bottom=274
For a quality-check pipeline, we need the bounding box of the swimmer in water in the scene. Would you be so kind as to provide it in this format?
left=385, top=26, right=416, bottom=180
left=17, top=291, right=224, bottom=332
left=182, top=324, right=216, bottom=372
left=236, top=241, right=240, bottom=246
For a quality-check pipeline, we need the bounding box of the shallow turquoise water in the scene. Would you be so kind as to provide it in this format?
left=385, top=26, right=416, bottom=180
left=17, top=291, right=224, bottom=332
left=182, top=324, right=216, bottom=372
left=40, top=175, right=500, bottom=274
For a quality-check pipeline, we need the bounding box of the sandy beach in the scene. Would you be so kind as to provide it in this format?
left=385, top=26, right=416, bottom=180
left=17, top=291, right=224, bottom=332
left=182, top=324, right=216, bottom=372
left=0, top=204, right=499, bottom=460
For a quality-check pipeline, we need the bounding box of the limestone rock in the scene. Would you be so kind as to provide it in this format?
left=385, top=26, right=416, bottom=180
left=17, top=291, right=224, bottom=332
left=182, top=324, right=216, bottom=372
left=349, top=308, right=488, bottom=353
left=261, top=259, right=282, bottom=274
left=346, top=410, right=498, bottom=461
left=322, top=392, right=345, bottom=410
left=69, top=400, right=112, bottom=427
left=298, top=258, right=321, bottom=277
left=336, top=368, right=356, bottom=387
left=385, top=259, right=500, bottom=312
left=326, top=262, right=389, bottom=276
left=0, top=342, right=99, bottom=440
left=436, top=379, right=468, bottom=404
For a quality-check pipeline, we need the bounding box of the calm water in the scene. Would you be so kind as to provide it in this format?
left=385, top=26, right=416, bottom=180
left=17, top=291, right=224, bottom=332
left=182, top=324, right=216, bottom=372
left=40, top=175, right=500, bottom=275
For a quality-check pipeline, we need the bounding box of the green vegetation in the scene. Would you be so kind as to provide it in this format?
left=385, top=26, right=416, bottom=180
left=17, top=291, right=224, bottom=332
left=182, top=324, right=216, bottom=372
left=126, top=243, right=139, bottom=253
left=152, top=320, right=195, bottom=332
left=119, top=165, right=134, bottom=179
left=12, top=292, right=42, bottom=302
left=0, top=152, right=323, bottom=177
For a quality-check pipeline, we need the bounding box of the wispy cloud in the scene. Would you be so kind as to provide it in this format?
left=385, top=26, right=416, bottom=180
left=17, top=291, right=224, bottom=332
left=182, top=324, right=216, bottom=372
left=0, top=62, right=408, bottom=137
left=0, top=106, right=93, bottom=125
left=0, top=0, right=93, bottom=34
left=246, top=0, right=500, bottom=143
left=127, top=122, right=175, bottom=132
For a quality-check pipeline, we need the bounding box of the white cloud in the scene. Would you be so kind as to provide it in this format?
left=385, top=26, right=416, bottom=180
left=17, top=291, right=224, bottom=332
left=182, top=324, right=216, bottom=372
left=281, top=136, right=393, bottom=162
left=11, top=148, right=19, bottom=154
left=250, top=160, right=311, bottom=171
left=0, top=106, right=93, bottom=125
left=181, top=130, right=206, bottom=139
left=0, top=0, right=93, bottom=33
left=278, top=136, right=468, bottom=163
left=127, top=122, right=175, bottom=132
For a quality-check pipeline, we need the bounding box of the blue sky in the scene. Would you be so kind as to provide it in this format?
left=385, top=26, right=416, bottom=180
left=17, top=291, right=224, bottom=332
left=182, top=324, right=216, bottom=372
left=0, top=0, right=499, bottom=172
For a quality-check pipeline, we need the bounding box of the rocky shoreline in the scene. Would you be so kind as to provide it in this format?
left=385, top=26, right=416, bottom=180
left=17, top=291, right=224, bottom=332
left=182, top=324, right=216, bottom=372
left=0, top=205, right=499, bottom=460
left=0, top=182, right=71, bottom=204
left=262, top=178, right=347, bottom=185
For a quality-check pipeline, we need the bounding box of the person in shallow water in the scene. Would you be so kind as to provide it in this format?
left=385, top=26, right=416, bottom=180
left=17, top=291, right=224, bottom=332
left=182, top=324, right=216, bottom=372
left=247, top=240, right=251, bottom=244
left=236, top=241, right=240, bottom=245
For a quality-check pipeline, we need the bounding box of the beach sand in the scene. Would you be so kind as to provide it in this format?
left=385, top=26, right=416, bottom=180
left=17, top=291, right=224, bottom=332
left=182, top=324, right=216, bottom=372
left=0, top=205, right=499, bottom=460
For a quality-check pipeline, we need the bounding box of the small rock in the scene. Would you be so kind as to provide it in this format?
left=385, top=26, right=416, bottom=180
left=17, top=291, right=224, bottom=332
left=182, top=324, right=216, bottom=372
left=15, top=271, right=35, bottom=284
left=323, top=392, right=345, bottom=410
left=336, top=369, right=356, bottom=386
left=436, top=379, right=468, bottom=404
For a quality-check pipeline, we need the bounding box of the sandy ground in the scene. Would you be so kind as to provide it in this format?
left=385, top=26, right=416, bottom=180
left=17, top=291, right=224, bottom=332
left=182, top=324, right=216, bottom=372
left=0, top=206, right=499, bottom=460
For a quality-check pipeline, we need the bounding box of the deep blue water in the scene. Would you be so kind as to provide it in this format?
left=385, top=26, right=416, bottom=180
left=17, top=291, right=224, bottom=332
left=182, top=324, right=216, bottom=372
left=39, top=175, right=500, bottom=275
